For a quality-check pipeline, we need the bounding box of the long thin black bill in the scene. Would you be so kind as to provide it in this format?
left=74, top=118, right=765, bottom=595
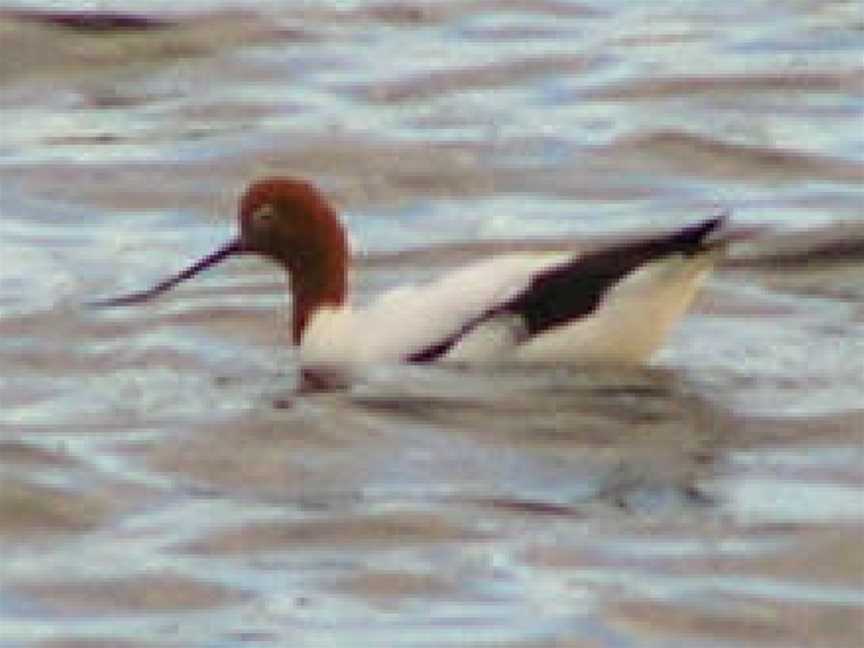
left=89, top=239, right=243, bottom=307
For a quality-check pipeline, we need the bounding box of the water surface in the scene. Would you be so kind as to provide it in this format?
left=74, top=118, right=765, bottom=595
left=1, top=1, right=862, bottom=646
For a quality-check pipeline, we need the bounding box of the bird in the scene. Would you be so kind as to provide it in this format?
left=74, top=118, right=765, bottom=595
left=94, top=177, right=733, bottom=387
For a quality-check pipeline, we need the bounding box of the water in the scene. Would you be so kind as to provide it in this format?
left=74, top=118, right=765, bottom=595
left=1, top=1, right=862, bottom=646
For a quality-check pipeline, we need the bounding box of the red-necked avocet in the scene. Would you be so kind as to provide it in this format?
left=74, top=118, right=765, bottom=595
left=95, top=177, right=737, bottom=386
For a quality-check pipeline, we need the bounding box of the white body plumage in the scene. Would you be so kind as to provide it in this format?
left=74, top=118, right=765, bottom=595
left=299, top=248, right=718, bottom=372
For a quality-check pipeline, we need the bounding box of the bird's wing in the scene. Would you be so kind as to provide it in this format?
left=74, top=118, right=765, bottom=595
left=404, top=216, right=726, bottom=363
left=357, top=216, right=726, bottom=363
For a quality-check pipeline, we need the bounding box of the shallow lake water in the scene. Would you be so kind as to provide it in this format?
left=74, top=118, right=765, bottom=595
left=1, top=1, right=862, bottom=646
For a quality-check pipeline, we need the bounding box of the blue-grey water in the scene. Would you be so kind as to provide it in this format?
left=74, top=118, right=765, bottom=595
left=1, top=2, right=862, bottom=647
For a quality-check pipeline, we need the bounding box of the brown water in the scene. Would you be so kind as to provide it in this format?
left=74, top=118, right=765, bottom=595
left=1, top=2, right=863, bottom=647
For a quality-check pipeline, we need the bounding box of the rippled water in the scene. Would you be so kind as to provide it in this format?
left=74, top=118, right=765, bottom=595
left=1, top=1, right=862, bottom=647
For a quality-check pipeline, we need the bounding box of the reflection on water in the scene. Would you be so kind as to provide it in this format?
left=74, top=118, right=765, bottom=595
left=1, top=1, right=862, bottom=646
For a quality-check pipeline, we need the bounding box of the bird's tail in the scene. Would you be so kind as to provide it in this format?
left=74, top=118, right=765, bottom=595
left=669, top=213, right=728, bottom=255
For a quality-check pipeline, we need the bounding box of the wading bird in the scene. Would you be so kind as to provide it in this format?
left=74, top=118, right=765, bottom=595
left=95, top=177, right=734, bottom=387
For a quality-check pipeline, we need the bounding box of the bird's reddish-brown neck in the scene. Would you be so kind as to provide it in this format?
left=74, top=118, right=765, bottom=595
left=288, top=235, right=347, bottom=345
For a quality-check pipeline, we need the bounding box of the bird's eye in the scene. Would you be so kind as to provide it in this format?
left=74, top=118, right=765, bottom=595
left=253, top=205, right=277, bottom=225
